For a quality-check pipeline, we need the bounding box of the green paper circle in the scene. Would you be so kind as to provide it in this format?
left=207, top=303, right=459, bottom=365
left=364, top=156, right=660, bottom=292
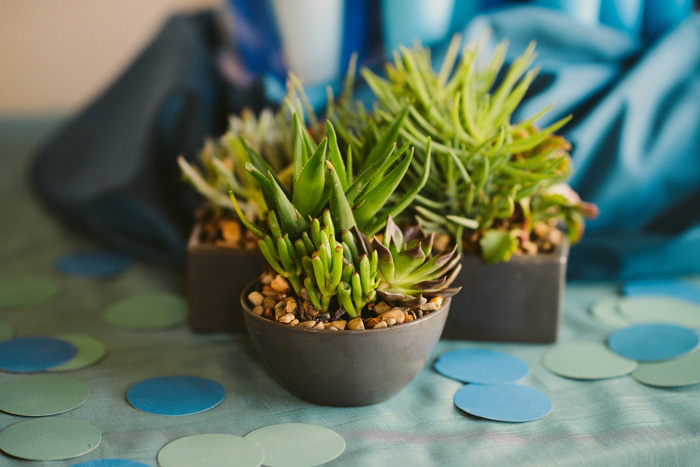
left=0, top=320, right=12, bottom=340
left=0, top=374, right=90, bottom=416
left=104, top=293, right=186, bottom=330
left=618, top=296, right=700, bottom=328
left=49, top=334, right=106, bottom=372
left=157, top=434, right=264, bottom=467
left=543, top=342, right=638, bottom=380
left=0, top=276, right=60, bottom=309
left=244, top=423, right=345, bottom=467
left=590, top=297, right=629, bottom=328
left=632, top=348, right=700, bottom=387
left=0, top=417, right=100, bottom=460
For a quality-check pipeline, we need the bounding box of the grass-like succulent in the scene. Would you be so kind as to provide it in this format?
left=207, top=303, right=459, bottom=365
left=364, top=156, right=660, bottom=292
left=335, top=35, right=597, bottom=262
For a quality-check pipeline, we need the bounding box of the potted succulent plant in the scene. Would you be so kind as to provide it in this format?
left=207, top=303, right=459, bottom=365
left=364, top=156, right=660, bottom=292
left=178, top=109, right=293, bottom=333
left=234, top=117, right=462, bottom=406
left=332, top=36, right=597, bottom=342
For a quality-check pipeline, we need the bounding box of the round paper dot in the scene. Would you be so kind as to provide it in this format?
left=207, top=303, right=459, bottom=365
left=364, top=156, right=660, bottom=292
left=0, top=320, right=12, bottom=340
left=49, top=334, right=106, bottom=372
left=434, top=348, right=529, bottom=384
left=0, top=275, right=59, bottom=309
left=158, top=434, right=264, bottom=467
left=618, top=296, right=700, bottom=328
left=632, top=349, right=700, bottom=387
left=543, top=342, right=637, bottom=380
left=0, top=374, right=89, bottom=416
left=105, top=293, right=186, bottom=330
left=244, top=423, right=345, bottom=467
left=622, top=278, right=700, bottom=304
left=589, top=297, right=629, bottom=328
left=608, top=324, right=700, bottom=361
left=0, top=336, right=77, bottom=373
left=454, top=384, right=552, bottom=422
left=71, top=459, right=149, bottom=467
left=0, top=417, right=101, bottom=461
left=127, top=375, right=225, bottom=416
left=56, top=251, right=132, bottom=278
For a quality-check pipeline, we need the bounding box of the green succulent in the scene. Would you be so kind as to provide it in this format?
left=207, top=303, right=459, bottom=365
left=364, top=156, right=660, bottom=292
left=335, top=35, right=596, bottom=262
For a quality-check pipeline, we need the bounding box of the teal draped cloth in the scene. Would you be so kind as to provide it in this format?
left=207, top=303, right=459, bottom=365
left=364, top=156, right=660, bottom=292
left=3, top=118, right=699, bottom=466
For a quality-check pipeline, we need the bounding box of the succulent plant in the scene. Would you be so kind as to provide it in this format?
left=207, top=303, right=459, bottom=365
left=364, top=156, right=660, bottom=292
left=335, top=35, right=597, bottom=262
left=177, top=108, right=293, bottom=222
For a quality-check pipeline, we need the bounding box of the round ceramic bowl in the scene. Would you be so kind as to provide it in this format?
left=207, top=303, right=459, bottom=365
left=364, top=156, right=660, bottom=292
left=241, top=281, right=451, bottom=407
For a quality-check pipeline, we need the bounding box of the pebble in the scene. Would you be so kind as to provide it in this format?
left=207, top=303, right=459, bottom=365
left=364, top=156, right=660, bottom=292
left=299, top=321, right=316, bottom=328
left=248, top=291, right=264, bottom=307
left=279, top=313, right=295, bottom=324
left=261, top=272, right=274, bottom=284
left=290, top=319, right=299, bottom=326
left=284, top=297, right=298, bottom=314
left=381, top=308, right=405, bottom=324
left=313, top=321, right=325, bottom=330
left=374, top=302, right=391, bottom=314
left=366, top=317, right=381, bottom=328
left=385, top=318, right=397, bottom=326
left=275, top=307, right=287, bottom=321
left=271, top=275, right=290, bottom=292
left=373, top=321, right=388, bottom=329
left=252, top=306, right=264, bottom=316
left=331, top=320, right=346, bottom=330
left=347, top=318, right=364, bottom=330
left=263, top=297, right=276, bottom=309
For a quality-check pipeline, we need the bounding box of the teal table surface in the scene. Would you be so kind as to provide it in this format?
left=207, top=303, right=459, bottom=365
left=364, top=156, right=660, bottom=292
left=1, top=118, right=699, bottom=467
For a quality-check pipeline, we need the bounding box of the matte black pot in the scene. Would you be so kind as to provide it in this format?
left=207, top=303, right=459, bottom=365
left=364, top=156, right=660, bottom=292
left=241, top=282, right=451, bottom=406
left=186, top=222, right=267, bottom=333
left=443, top=240, right=569, bottom=343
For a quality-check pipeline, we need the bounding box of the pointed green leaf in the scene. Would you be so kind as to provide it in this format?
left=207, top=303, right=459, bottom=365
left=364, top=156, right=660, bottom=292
left=360, top=106, right=409, bottom=171
left=326, top=121, right=348, bottom=191
left=227, top=182, right=265, bottom=239
left=328, top=161, right=356, bottom=232
left=293, top=138, right=327, bottom=218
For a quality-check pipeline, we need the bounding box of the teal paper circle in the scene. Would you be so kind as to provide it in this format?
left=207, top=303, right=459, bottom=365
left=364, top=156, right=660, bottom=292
left=0, top=374, right=90, bottom=416
left=0, top=417, right=100, bottom=460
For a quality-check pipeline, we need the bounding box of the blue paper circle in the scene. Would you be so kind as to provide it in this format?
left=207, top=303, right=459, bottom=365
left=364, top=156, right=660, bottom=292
left=71, top=459, right=149, bottom=467
left=608, top=324, right=700, bottom=361
left=0, top=337, right=77, bottom=373
left=434, top=348, right=529, bottom=384
left=454, top=384, right=552, bottom=422
left=622, top=278, right=700, bottom=305
left=56, top=252, right=132, bottom=278
left=126, top=376, right=225, bottom=416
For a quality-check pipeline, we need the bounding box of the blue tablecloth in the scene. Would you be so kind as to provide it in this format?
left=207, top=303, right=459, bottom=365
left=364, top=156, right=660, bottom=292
left=2, top=119, right=699, bottom=466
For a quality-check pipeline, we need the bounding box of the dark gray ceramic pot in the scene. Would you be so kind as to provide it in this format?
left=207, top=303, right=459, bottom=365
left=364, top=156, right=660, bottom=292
left=186, top=222, right=267, bottom=333
left=443, top=240, right=569, bottom=343
left=241, top=282, right=451, bottom=407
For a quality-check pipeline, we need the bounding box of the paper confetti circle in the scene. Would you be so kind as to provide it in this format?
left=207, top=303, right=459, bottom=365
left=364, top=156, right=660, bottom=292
left=589, top=297, right=629, bottom=328
left=618, top=296, right=700, bottom=328
left=0, top=417, right=101, bottom=461
left=0, top=336, right=77, bottom=373
left=0, top=275, right=60, bottom=309
left=0, top=320, right=12, bottom=340
left=454, top=384, right=552, bottom=422
left=158, top=434, right=264, bottom=467
left=126, top=375, right=225, bottom=416
left=56, top=251, right=132, bottom=278
left=0, top=374, right=89, bottom=416
left=608, top=323, right=699, bottom=361
left=244, top=423, right=345, bottom=467
left=543, top=342, right=637, bottom=380
left=105, top=293, right=186, bottom=330
left=632, top=348, right=700, bottom=387
left=49, top=334, right=106, bottom=372
left=434, top=348, right=529, bottom=384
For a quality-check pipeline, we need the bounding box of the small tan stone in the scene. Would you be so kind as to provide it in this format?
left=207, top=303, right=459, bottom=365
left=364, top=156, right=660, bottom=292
left=385, top=318, right=397, bottom=326
left=366, top=317, right=381, bottom=328
left=290, top=319, right=299, bottom=326
left=374, top=302, right=391, bottom=314
left=275, top=307, right=287, bottom=321
left=220, top=219, right=242, bottom=244
left=279, top=313, right=295, bottom=324
left=263, top=297, right=276, bottom=309
left=270, top=275, right=290, bottom=292
left=522, top=241, right=538, bottom=255
left=548, top=228, right=563, bottom=245
left=326, top=325, right=339, bottom=331
left=381, top=308, right=405, bottom=324
left=347, top=318, right=365, bottom=330
left=299, top=320, right=316, bottom=328
left=533, top=221, right=549, bottom=239
left=252, top=305, right=264, bottom=316
left=284, top=297, right=298, bottom=314
left=420, top=302, right=439, bottom=311
left=372, top=320, right=388, bottom=329
left=247, top=291, right=264, bottom=307
left=313, top=321, right=325, bottom=330
left=261, top=272, right=274, bottom=284
left=429, top=296, right=444, bottom=307
left=434, top=233, right=451, bottom=252
left=331, top=320, right=347, bottom=330
left=404, top=313, right=414, bottom=322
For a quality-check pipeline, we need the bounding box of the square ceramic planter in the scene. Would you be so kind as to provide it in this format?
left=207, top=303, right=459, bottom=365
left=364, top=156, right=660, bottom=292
left=443, top=240, right=569, bottom=343
left=186, top=222, right=267, bottom=333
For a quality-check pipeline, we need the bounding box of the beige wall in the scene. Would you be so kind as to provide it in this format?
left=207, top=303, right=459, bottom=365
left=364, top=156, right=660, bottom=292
left=0, top=0, right=219, bottom=115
